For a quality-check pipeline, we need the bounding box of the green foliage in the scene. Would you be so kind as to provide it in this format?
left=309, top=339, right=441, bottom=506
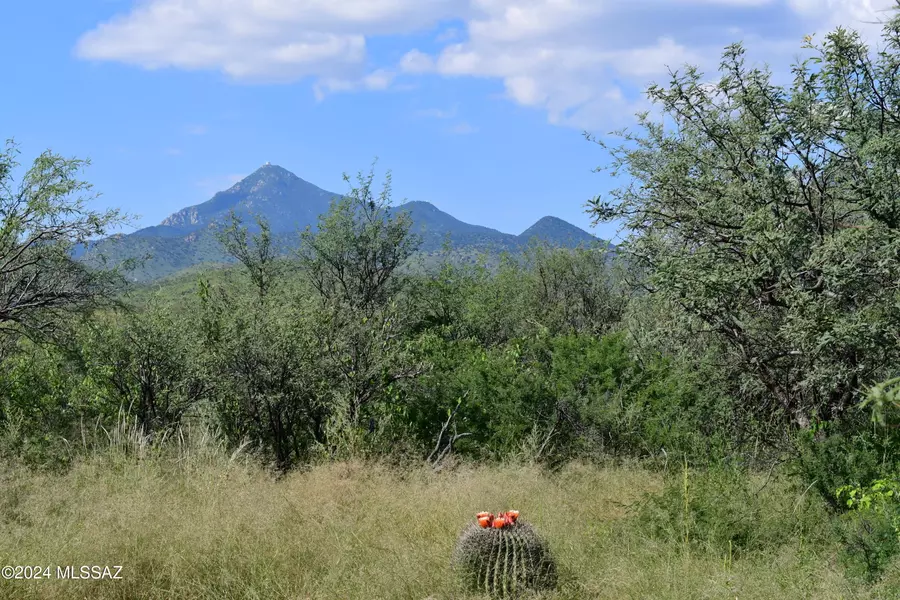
left=77, top=302, right=206, bottom=434
left=197, top=278, right=326, bottom=470
left=406, top=249, right=483, bottom=338
left=589, top=20, right=900, bottom=427
left=458, top=254, right=530, bottom=346
left=861, top=377, right=900, bottom=429
left=297, top=165, right=420, bottom=313
left=835, top=468, right=900, bottom=583
left=636, top=463, right=829, bottom=557
left=793, top=418, right=900, bottom=513
left=216, top=212, right=282, bottom=299
left=452, top=520, right=557, bottom=597
left=801, top=379, right=900, bottom=581
left=523, top=242, right=625, bottom=337
left=0, top=140, right=130, bottom=342
left=836, top=500, right=900, bottom=581
left=404, top=333, right=619, bottom=462
left=837, top=479, right=900, bottom=513
left=404, top=326, right=729, bottom=465
left=0, top=341, right=86, bottom=467
left=293, top=167, right=428, bottom=452
left=792, top=378, right=900, bottom=515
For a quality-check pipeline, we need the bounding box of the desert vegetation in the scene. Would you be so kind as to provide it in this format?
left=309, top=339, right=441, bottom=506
left=2, top=11, right=900, bottom=600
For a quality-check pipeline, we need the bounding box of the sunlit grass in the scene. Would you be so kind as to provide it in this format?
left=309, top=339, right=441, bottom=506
left=0, top=435, right=896, bottom=599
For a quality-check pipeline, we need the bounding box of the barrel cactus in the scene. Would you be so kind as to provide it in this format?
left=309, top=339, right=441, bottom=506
left=452, top=510, right=557, bottom=598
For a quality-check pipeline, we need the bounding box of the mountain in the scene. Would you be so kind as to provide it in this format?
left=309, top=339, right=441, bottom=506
left=160, top=164, right=334, bottom=233
left=83, top=164, right=606, bottom=281
left=518, top=216, right=598, bottom=247
left=395, top=200, right=521, bottom=253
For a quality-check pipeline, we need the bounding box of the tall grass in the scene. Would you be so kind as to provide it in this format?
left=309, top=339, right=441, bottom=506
left=0, top=426, right=897, bottom=599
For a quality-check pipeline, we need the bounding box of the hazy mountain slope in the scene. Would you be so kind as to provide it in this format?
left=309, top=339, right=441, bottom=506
left=518, top=216, right=598, bottom=247
left=160, top=164, right=335, bottom=234
left=83, top=164, right=605, bottom=281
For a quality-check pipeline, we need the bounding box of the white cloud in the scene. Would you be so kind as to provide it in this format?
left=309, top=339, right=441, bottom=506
left=435, top=27, right=462, bottom=43
left=783, top=0, right=900, bottom=47
left=77, top=0, right=900, bottom=127
left=504, top=75, right=545, bottom=106
left=363, top=69, right=395, bottom=90
left=76, top=0, right=464, bottom=83
left=400, top=49, right=435, bottom=74
left=312, top=68, right=396, bottom=100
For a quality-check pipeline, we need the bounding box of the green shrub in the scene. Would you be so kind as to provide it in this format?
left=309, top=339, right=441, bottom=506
left=793, top=418, right=900, bottom=512
left=635, top=463, right=829, bottom=557
left=838, top=508, right=900, bottom=582
left=835, top=478, right=900, bottom=581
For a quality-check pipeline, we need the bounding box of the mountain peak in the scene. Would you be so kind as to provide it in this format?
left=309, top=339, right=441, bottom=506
left=529, top=216, right=570, bottom=228
left=255, top=162, right=289, bottom=173
left=160, top=164, right=334, bottom=230
left=240, top=162, right=296, bottom=184
left=518, top=215, right=596, bottom=246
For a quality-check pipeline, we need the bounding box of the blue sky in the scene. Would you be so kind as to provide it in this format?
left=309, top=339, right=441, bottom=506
left=1, top=1, right=895, bottom=243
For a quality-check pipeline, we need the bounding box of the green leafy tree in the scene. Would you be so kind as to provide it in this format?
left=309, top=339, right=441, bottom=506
left=197, top=279, right=327, bottom=470
left=461, top=254, right=530, bottom=346
left=297, top=166, right=427, bottom=442
left=0, top=141, right=129, bottom=342
left=524, top=243, right=625, bottom=336
left=216, top=211, right=281, bottom=300
left=406, top=236, right=485, bottom=340
left=589, top=23, right=900, bottom=427
left=78, top=300, right=207, bottom=434
left=297, top=165, right=420, bottom=314
left=0, top=339, right=90, bottom=466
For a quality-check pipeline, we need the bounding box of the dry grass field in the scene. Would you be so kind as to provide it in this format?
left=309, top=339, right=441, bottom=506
left=0, top=432, right=898, bottom=599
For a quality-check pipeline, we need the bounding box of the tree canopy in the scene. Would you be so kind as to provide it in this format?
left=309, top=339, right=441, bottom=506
left=0, top=140, right=129, bottom=343
left=589, top=23, right=900, bottom=425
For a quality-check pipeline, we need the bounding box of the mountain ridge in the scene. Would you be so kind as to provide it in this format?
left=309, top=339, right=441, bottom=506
left=83, top=164, right=607, bottom=281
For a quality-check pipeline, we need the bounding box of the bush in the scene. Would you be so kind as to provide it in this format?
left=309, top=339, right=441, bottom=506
left=635, top=463, right=830, bottom=557
left=404, top=328, right=741, bottom=465
left=793, top=420, right=899, bottom=512
left=838, top=508, right=900, bottom=581
left=0, top=340, right=97, bottom=469
left=834, top=478, right=900, bottom=581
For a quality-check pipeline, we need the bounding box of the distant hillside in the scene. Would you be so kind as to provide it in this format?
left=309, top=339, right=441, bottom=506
left=518, top=216, right=597, bottom=247
left=83, top=164, right=607, bottom=281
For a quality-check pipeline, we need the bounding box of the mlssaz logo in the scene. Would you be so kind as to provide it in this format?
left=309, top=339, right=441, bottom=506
left=57, top=566, right=123, bottom=580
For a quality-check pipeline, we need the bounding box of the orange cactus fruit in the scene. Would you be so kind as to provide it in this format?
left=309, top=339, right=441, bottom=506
left=492, top=516, right=506, bottom=529
left=476, top=511, right=494, bottom=528
left=506, top=510, right=520, bottom=523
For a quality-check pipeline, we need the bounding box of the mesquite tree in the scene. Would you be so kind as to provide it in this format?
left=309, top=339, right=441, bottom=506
left=297, top=166, right=420, bottom=315
left=589, top=22, right=900, bottom=426
left=297, top=167, right=426, bottom=437
left=0, top=140, right=128, bottom=343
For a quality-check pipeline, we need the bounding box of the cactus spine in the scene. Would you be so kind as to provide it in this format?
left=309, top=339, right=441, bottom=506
left=452, top=512, right=557, bottom=598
